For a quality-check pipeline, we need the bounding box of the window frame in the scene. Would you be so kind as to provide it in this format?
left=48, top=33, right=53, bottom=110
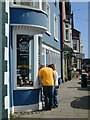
left=53, top=0, right=56, bottom=6
left=12, top=0, right=47, bottom=13
left=73, top=40, right=77, bottom=50
left=54, top=13, right=58, bottom=41
left=64, top=23, right=70, bottom=41
left=46, top=3, right=51, bottom=35
left=13, top=27, right=35, bottom=90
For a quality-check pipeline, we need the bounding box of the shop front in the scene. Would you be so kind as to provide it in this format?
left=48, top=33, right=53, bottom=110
left=9, top=7, right=47, bottom=113
left=42, top=44, right=61, bottom=78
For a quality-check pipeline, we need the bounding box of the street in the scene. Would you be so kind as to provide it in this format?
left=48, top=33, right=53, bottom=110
left=15, top=78, right=90, bottom=119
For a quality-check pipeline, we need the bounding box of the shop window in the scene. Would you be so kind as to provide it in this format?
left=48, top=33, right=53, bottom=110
left=17, top=35, right=34, bottom=87
left=74, top=59, right=77, bottom=68
left=47, top=50, right=60, bottom=77
left=42, top=48, right=45, bottom=65
left=38, top=37, right=41, bottom=67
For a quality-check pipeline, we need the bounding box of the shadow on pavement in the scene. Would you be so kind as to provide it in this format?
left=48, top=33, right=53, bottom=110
left=78, top=87, right=90, bottom=91
left=67, top=86, right=90, bottom=91
left=78, top=81, right=81, bottom=84
left=71, top=96, right=90, bottom=110
left=67, top=87, right=80, bottom=89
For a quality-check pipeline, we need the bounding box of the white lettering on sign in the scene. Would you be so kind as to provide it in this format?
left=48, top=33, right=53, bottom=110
left=19, top=42, right=29, bottom=52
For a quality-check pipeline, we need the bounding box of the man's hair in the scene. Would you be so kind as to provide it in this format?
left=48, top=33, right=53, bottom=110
left=48, top=64, right=52, bottom=68
left=39, top=64, right=45, bottom=70
left=51, top=64, right=56, bottom=70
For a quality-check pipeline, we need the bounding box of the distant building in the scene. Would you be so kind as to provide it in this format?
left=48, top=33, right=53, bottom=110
left=60, top=2, right=73, bottom=81
left=72, top=29, right=81, bottom=70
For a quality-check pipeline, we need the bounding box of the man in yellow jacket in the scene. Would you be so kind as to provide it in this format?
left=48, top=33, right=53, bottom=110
left=38, top=65, right=55, bottom=110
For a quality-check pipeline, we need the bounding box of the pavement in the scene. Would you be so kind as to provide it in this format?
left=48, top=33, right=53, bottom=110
left=15, top=78, right=90, bottom=119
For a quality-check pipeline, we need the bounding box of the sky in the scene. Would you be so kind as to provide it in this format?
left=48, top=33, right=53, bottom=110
left=71, top=2, right=88, bottom=58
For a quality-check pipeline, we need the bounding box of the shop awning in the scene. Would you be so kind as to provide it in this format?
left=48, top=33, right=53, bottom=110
left=63, top=44, right=73, bottom=52
left=11, top=24, right=47, bottom=35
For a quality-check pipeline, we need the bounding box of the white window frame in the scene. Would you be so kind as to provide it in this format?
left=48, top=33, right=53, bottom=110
left=54, top=14, right=58, bottom=41
left=12, top=0, right=47, bottom=14
left=64, top=23, right=70, bottom=41
left=46, top=3, right=51, bottom=34
left=13, top=27, right=35, bottom=90
left=73, top=40, right=77, bottom=51
left=53, top=0, right=56, bottom=5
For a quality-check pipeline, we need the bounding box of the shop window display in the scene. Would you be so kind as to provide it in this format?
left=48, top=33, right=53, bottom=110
left=17, top=35, right=34, bottom=87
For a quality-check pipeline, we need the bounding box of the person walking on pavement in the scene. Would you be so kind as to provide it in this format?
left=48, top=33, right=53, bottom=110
left=38, top=65, right=55, bottom=110
left=51, top=64, right=59, bottom=108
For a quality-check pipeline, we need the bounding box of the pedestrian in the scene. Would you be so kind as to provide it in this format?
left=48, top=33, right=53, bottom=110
left=38, top=65, right=55, bottom=110
left=51, top=64, right=59, bottom=108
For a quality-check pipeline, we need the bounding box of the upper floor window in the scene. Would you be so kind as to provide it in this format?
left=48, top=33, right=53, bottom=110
left=42, top=1, right=47, bottom=12
left=65, top=23, right=69, bottom=41
left=54, top=14, right=58, bottom=41
left=73, top=40, right=77, bottom=50
left=13, top=0, right=47, bottom=12
left=47, top=3, right=50, bottom=32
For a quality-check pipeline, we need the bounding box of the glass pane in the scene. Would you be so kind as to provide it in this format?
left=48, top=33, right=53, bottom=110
left=17, top=35, right=33, bottom=87
left=73, top=44, right=77, bottom=50
left=66, top=29, right=69, bottom=40
left=13, top=0, right=39, bottom=9
left=42, top=2, right=47, bottom=12
left=42, top=48, right=45, bottom=65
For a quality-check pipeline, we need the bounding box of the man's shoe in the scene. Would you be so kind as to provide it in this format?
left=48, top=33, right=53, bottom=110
left=52, top=105, right=58, bottom=108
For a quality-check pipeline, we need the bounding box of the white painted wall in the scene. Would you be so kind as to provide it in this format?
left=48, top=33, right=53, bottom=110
left=5, top=0, right=10, bottom=118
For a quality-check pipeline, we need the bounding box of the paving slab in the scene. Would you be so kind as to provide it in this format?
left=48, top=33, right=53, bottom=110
left=15, top=78, right=90, bottom=119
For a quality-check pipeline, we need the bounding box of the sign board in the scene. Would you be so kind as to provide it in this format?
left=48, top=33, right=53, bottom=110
left=76, top=53, right=85, bottom=59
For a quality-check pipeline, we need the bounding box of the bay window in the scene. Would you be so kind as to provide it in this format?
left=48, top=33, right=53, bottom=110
left=13, top=0, right=47, bottom=12
left=17, top=35, right=34, bottom=87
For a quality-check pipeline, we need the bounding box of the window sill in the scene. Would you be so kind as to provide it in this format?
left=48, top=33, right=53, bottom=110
left=46, top=31, right=51, bottom=36
left=15, top=86, right=34, bottom=90
left=73, top=50, right=79, bottom=53
left=14, top=86, right=41, bottom=90
left=54, top=37, right=58, bottom=42
left=64, top=39, right=70, bottom=42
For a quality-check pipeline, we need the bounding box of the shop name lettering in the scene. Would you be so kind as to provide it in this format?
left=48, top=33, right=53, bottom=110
left=18, top=65, right=32, bottom=69
left=19, top=42, right=29, bottom=52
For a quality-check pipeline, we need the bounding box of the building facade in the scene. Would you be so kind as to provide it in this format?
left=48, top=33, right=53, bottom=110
left=7, top=0, right=61, bottom=114
left=0, top=1, right=10, bottom=119
left=72, top=28, right=81, bottom=70
left=60, top=2, right=73, bottom=82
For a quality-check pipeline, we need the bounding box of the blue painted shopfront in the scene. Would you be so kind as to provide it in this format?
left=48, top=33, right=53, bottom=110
left=9, top=7, right=47, bottom=112
left=9, top=1, right=61, bottom=112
